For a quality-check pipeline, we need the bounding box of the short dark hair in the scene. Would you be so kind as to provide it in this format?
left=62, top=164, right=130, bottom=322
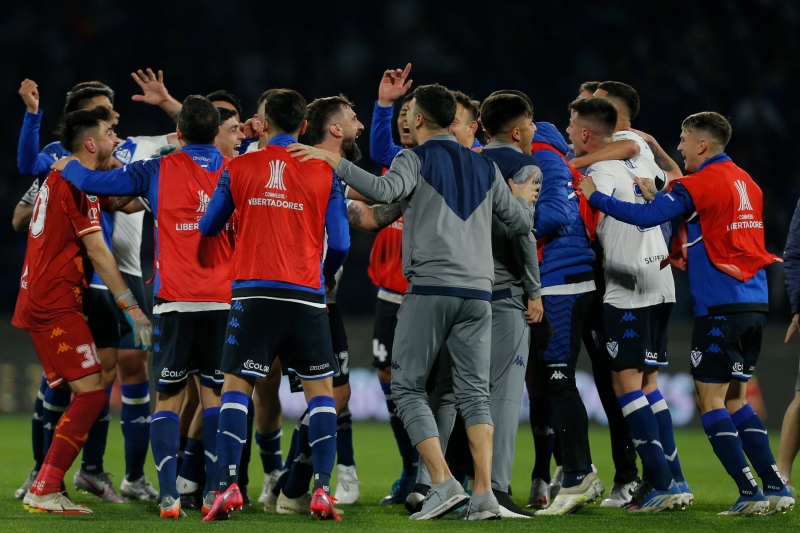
left=64, top=83, right=115, bottom=114
left=578, top=81, right=601, bottom=95
left=178, top=95, right=220, bottom=145
left=305, top=95, right=355, bottom=145
left=479, top=94, right=533, bottom=137
left=682, top=112, right=733, bottom=147
left=263, top=89, right=307, bottom=134
left=451, top=90, right=480, bottom=123
left=412, top=84, right=456, bottom=129
left=59, top=106, right=113, bottom=153
left=598, top=81, right=640, bottom=121
left=488, top=90, right=533, bottom=112
left=206, top=90, right=243, bottom=118
left=257, top=89, right=276, bottom=111
left=567, top=97, right=617, bottom=136
left=217, top=106, right=238, bottom=125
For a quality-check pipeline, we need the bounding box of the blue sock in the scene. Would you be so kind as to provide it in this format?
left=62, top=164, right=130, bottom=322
left=120, top=381, right=151, bottom=481
left=337, top=410, right=355, bottom=467
left=32, top=376, right=48, bottom=470
left=216, top=391, right=249, bottom=491
left=256, top=428, right=284, bottom=474
left=283, top=412, right=313, bottom=498
left=618, top=390, right=673, bottom=490
left=646, top=389, right=685, bottom=483
left=203, top=407, right=220, bottom=496
left=177, top=438, right=205, bottom=489
left=42, top=386, right=70, bottom=457
left=701, top=408, right=759, bottom=496
left=82, top=387, right=112, bottom=473
left=273, top=417, right=302, bottom=497
left=530, top=394, right=555, bottom=482
left=308, top=395, right=337, bottom=494
left=731, top=404, right=783, bottom=493
left=381, top=382, right=418, bottom=475
left=151, top=410, right=180, bottom=499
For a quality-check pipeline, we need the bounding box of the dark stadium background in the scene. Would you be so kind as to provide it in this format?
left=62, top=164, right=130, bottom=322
left=0, top=0, right=798, bottom=423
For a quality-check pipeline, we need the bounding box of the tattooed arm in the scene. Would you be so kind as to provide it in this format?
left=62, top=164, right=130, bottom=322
left=347, top=200, right=402, bottom=233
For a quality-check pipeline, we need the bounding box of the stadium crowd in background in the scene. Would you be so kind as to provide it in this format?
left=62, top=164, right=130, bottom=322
left=7, top=60, right=798, bottom=522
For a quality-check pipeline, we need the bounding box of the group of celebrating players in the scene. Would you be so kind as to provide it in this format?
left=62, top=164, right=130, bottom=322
left=8, top=61, right=798, bottom=521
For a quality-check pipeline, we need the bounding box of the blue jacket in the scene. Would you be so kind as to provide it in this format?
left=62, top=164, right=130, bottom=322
left=532, top=122, right=595, bottom=288
left=785, top=198, right=800, bottom=315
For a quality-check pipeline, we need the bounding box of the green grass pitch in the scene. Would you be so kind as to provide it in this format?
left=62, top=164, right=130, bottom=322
left=0, top=415, right=798, bottom=531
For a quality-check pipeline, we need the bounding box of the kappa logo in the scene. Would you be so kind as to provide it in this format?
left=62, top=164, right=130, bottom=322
left=56, top=342, right=73, bottom=354
left=226, top=335, right=239, bottom=346
left=707, top=343, right=723, bottom=354
left=391, top=360, right=401, bottom=371
left=229, top=318, right=241, bottom=328
left=153, top=343, right=162, bottom=353
left=734, top=180, right=753, bottom=211
left=707, top=327, right=724, bottom=337
left=620, top=312, right=637, bottom=323
left=606, top=341, right=619, bottom=358
left=266, top=160, right=287, bottom=190
left=232, top=301, right=244, bottom=311
left=196, top=190, right=210, bottom=213
left=50, top=327, right=66, bottom=338
left=153, top=326, right=161, bottom=336
left=513, top=355, right=525, bottom=367
left=622, top=329, right=639, bottom=339
left=550, top=370, right=568, bottom=380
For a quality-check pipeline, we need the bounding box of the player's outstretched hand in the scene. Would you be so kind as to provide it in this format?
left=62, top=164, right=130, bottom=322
left=786, top=313, right=800, bottom=343
left=509, top=169, right=541, bottom=205
left=114, top=288, right=154, bottom=351
left=525, top=297, right=544, bottom=324
left=131, top=68, right=170, bottom=106
left=19, top=79, right=40, bottom=114
left=287, top=143, right=342, bottom=169
left=377, top=63, right=413, bottom=107
left=51, top=156, right=79, bottom=171
left=577, top=174, right=597, bottom=198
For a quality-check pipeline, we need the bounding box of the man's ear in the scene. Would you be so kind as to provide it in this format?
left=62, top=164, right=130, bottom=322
left=415, top=113, right=424, bottom=129
left=329, top=122, right=343, bottom=139
left=469, top=121, right=479, bottom=136
left=84, top=137, right=97, bottom=154
left=582, top=129, right=589, bottom=144
left=298, top=120, right=308, bottom=136
left=698, top=138, right=709, bottom=155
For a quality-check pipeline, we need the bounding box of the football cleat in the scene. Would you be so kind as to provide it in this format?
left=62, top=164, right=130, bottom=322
left=536, top=472, right=604, bottom=516
left=159, top=495, right=186, bottom=518
left=28, top=491, right=92, bottom=514
left=380, top=473, right=417, bottom=505
left=202, top=484, right=244, bottom=522
left=765, top=486, right=795, bottom=514
left=310, top=488, right=342, bottom=521
left=527, top=478, right=550, bottom=509
left=258, top=469, right=282, bottom=504
left=334, top=464, right=360, bottom=504
left=73, top=470, right=126, bottom=503
left=718, top=490, right=770, bottom=516
left=629, top=482, right=682, bottom=513
left=120, top=475, right=159, bottom=501
left=677, top=480, right=693, bottom=508
left=601, top=478, right=640, bottom=508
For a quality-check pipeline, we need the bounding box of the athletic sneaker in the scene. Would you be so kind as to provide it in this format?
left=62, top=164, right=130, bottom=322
left=263, top=489, right=278, bottom=513
left=28, top=492, right=92, bottom=514
left=381, top=473, right=416, bottom=505
left=73, top=470, right=126, bottom=503
left=405, top=483, right=429, bottom=514
left=536, top=472, right=604, bottom=516
left=120, top=475, right=159, bottom=501
left=310, top=488, right=342, bottom=521
left=629, top=482, right=682, bottom=513
left=258, top=469, right=281, bottom=504
left=276, top=490, right=311, bottom=515
left=494, top=489, right=532, bottom=518
left=601, top=478, right=640, bottom=508
left=718, top=490, right=769, bottom=516
left=202, top=483, right=244, bottom=522
left=549, top=466, right=563, bottom=501
left=22, top=490, right=33, bottom=511
left=159, top=495, right=186, bottom=518
left=334, top=464, right=360, bottom=504
left=526, top=478, right=550, bottom=509
left=461, top=493, right=501, bottom=520
left=624, top=478, right=651, bottom=510
left=764, top=486, right=795, bottom=514
left=409, top=477, right=469, bottom=520
left=14, top=469, right=38, bottom=499
left=677, top=481, right=693, bottom=508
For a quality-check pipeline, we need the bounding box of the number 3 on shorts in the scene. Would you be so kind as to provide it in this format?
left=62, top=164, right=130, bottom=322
left=77, top=343, right=101, bottom=369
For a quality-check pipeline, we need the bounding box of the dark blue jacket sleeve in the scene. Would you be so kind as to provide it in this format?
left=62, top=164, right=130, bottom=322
left=588, top=183, right=695, bottom=227
left=62, top=158, right=159, bottom=196
left=200, top=168, right=235, bottom=236
left=784, top=197, right=800, bottom=315
left=323, top=176, right=350, bottom=281
left=18, top=110, right=53, bottom=177
left=533, top=152, right=571, bottom=238
left=369, top=102, right=403, bottom=168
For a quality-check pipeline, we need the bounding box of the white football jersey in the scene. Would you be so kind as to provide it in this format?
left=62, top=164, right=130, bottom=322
left=588, top=150, right=675, bottom=308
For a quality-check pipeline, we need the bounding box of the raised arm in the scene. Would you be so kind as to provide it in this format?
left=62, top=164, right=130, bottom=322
left=370, top=63, right=413, bottom=167
left=130, top=68, right=182, bottom=123
left=570, top=140, right=639, bottom=170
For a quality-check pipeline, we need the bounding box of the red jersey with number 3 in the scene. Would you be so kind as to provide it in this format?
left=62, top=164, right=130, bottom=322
left=13, top=171, right=102, bottom=330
